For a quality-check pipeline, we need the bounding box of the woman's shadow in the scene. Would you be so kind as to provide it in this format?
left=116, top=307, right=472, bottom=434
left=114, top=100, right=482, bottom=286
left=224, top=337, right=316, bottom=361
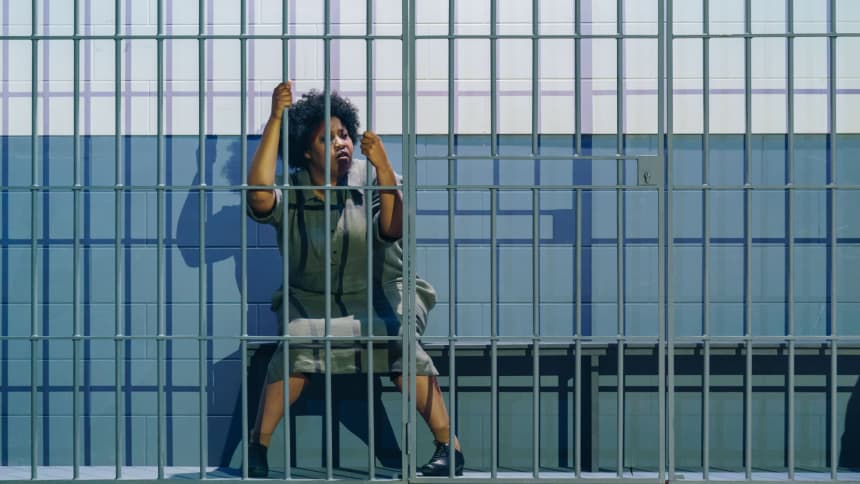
left=174, top=136, right=401, bottom=472
left=840, top=375, right=860, bottom=471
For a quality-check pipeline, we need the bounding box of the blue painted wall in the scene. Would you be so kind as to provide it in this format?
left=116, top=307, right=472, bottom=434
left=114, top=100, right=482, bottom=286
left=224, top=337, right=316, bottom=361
left=1, top=134, right=859, bottom=470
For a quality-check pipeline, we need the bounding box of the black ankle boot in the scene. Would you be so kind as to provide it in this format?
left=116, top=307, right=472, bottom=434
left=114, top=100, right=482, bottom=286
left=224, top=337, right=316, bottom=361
left=248, top=442, right=269, bottom=478
left=420, top=441, right=465, bottom=476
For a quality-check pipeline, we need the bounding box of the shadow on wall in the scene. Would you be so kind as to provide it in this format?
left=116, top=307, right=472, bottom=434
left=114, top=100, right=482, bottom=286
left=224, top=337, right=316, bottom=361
left=174, top=137, right=400, bottom=468
left=174, top=136, right=254, bottom=466
left=840, top=376, right=860, bottom=470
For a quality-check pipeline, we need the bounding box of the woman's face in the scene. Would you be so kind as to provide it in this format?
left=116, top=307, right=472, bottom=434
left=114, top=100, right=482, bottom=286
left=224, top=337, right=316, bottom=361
left=304, top=116, right=353, bottom=182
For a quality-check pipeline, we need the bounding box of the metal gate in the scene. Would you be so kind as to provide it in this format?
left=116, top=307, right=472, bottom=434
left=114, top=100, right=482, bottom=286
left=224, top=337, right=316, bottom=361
left=1, top=0, right=858, bottom=482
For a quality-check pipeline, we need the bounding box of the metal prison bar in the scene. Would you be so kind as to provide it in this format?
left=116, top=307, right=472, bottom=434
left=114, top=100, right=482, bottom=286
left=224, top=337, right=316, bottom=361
left=5, top=0, right=860, bottom=482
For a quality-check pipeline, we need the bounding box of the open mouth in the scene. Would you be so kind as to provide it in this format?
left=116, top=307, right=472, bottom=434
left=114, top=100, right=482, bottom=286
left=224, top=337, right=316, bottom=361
left=336, top=150, right=351, bottom=163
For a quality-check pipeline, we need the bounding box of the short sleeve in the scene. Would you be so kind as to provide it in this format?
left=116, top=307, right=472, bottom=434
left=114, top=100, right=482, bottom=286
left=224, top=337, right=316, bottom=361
left=247, top=188, right=284, bottom=226
left=371, top=171, right=403, bottom=244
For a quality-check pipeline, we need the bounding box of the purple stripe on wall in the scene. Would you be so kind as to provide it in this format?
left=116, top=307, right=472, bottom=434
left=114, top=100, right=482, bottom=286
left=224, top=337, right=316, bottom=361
left=10, top=86, right=860, bottom=99
left=6, top=87, right=860, bottom=102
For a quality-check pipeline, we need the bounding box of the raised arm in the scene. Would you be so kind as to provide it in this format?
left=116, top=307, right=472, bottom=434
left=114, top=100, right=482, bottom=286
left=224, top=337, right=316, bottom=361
left=247, top=81, right=292, bottom=216
left=360, top=131, right=402, bottom=240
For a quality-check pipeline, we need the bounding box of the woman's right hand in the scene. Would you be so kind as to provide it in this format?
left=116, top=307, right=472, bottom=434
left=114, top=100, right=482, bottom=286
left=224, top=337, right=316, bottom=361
left=269, top=81, right=293, bottom=121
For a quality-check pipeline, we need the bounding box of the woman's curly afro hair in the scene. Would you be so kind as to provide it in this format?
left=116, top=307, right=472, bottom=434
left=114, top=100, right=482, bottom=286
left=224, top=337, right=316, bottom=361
left=281, top=90, right=360, bottom=169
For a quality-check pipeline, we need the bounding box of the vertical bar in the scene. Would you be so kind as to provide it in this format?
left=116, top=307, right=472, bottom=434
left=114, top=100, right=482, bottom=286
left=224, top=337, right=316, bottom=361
left=786, top=0, right=795, bottom=479
left=657, top=1, right=675, bottom=481
left=616, top=269, right=624, bottom=478
left=531, top=2, right=542, bottom=470
left=490, top=188, right=498, bottom=480
left=448, top=0, right=455, bottom=159
left=828, top=0, right=838, bottom=477
left=531, top=188, right=540, bottom=478
left=703, top=315, right=710, bottom=479
left=29, top=0, right=40, bottom=478
left=616, top=0, right=623, bottom=157
left=702, top=0, right=711, bottom=478
left=404, top=0, right=418, bottom=475
left=365, top=1, right=376, bottom=479
left=365, top=190, right=376, bottom=482
left=196, top=0, right=207, bottom=476
left=446, top=0, right=457, bottom=473
left=280, top=2, right=292, bottom=478
left=531, top=0, right=539, bottom=155
left=489, top=0, right=498, bottom=478
left=365, top=198, right=375, bottom=480
left=72, top=0, right=82, bottom=477
left=574, top=0, right=582, bottom=155
left=365, top=1, right=374, bottom=131
left=490, top=0, right=497, bottom=158
left=744, top=0, right=753, bottom=478
left=663, top=0, right=673, bottom=479
left=448, top=0, right=460, bottom=476
left=113, top=0, right=124, bottom=476
left=574, top=188, right=582, bottom=478
left=323, top=0, right=333, bottom=479
left=615, top=1, right=625, bottom=474
left=156, top=0, right=166, bottom=477
left=657, top=186, right=667, bottom=483
left=239, top=0, right=249, bottom=478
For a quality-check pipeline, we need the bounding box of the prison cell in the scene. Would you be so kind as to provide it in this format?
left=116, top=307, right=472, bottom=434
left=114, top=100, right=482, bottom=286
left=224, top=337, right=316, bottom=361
left=1, top=0, right=859, bottom=482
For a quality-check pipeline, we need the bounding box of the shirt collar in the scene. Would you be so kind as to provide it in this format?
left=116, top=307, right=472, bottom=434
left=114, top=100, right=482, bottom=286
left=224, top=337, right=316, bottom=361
left=292, top=165, right=363, bottom=205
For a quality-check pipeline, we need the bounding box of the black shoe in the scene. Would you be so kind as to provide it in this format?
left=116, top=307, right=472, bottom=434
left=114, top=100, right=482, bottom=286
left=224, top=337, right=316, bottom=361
left=420, top=441, right=464, bottom=476
left=248, top=442, right=269, bottom=478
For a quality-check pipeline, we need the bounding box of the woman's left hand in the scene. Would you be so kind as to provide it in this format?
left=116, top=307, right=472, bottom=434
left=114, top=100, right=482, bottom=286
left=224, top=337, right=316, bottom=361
left=360, top=131, right=391, bottom=171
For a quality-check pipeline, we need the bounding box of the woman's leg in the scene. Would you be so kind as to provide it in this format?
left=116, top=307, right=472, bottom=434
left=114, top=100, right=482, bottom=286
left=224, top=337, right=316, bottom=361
left=251, top=373, right=309, bottom=447
left=392, top=374, right=460, bottom=450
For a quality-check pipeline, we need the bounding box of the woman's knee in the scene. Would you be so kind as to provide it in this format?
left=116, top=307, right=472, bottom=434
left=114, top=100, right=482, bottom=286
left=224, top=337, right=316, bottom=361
left=390, top=374, right=435, bottom=391
left=288, top=373, right=309, bottom=389
left=390, top=373, right=402, bottom=389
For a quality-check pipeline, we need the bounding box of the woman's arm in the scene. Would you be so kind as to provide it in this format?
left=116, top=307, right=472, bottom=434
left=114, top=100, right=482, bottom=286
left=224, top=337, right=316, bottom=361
left=360, top=131, right=402, bottom=240
left=247, top=81, right=292, bottom=215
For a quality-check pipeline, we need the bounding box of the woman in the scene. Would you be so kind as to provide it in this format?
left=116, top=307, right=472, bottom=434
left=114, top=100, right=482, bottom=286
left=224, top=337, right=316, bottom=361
left=245, top=82, right=464, bottom=478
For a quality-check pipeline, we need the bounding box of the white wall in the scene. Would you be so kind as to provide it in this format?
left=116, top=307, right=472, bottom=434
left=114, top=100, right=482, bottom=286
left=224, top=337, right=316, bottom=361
left=1, top=0, right=859, bottom=135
